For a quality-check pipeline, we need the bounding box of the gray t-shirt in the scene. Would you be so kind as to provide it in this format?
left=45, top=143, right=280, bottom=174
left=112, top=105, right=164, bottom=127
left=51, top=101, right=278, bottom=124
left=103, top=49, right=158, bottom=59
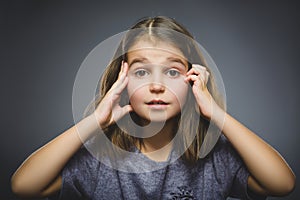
left=49, top=136, right=266, bottom=200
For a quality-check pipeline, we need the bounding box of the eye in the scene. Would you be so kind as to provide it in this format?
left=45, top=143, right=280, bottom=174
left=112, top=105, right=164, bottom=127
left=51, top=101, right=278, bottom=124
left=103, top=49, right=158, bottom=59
left=134, top=69, right=149, bottom=78
left=166, top=69, right=180, bottom=78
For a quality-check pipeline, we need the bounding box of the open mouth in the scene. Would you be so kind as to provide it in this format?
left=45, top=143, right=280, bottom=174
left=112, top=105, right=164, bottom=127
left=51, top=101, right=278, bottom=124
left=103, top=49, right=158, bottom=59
left=146, top=100, right=169, bottom=105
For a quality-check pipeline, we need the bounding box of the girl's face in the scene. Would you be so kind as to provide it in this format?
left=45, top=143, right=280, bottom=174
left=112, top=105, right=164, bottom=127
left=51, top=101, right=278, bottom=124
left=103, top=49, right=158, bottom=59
left=126, top=38, right=189, bottom=122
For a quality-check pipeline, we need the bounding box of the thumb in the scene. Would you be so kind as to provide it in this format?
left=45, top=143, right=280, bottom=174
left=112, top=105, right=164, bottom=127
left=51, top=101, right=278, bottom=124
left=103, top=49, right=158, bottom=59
left=122, top=105, right=133, bottom=115
left=113, top=105, right=133, bottom=122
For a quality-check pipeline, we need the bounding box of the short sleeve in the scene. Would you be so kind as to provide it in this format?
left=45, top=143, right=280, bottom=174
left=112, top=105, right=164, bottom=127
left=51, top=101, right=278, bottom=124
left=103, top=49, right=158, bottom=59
left=214, top=135, right=267, bottom=200
left=230, top=162, right=266, bottom=200
left=48, top=147, right=100, bottom=200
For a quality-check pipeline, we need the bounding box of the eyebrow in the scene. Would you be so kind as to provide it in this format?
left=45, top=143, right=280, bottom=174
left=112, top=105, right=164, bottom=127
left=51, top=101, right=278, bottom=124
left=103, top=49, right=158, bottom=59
left=129, top=57, right=187, bottom=68
left=128, top=58, right=148, bottom=68
left=166, top=57, right=187, bottom=67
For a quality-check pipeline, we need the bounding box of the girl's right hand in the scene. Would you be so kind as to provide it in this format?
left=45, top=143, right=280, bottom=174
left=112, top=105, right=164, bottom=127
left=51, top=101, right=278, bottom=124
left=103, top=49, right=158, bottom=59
left=93, top=61, right=133, bottom=129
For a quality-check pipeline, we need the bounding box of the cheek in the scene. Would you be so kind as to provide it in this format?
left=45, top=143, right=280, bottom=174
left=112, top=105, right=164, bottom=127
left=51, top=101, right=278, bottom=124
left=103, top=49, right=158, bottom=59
left=126, top=82, right=145, bottom=106
left=166, top=80, right=189, bottom=105
left=127, top=76, right=147, bottom=97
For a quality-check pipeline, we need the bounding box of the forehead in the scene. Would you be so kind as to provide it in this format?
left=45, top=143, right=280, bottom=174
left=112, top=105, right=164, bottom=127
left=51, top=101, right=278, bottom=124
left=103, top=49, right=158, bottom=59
left=127, top=38, right=187, bottom=62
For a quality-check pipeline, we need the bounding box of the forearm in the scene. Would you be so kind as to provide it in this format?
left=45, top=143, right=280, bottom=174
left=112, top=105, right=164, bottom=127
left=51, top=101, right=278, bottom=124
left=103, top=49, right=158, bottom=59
left=11, top=114, right=99, bottom=197
left=212, top=107, right=295, bottom=195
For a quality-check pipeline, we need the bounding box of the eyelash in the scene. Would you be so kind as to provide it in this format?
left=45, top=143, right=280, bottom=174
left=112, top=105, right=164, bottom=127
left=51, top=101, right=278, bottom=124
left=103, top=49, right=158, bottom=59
left=134, top=69, right=149, bottom=77
left=133, top=68, right=181, bottom=78
left=165, top=69, right=180, bottom=78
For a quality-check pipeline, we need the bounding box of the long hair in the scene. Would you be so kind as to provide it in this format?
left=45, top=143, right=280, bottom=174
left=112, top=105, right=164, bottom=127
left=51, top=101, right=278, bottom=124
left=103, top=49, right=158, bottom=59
left=84, top=16, right=225, bottom=163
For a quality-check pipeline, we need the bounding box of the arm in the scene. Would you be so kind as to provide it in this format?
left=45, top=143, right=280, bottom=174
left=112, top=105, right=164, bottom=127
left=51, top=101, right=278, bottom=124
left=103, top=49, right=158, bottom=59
left=11, top=114, right=99, bottom=198
left=11, top=62, right=132, bottom=198
left=213, top=109, right=295, bottom=196
left=186, top=64, right=295, bottom=196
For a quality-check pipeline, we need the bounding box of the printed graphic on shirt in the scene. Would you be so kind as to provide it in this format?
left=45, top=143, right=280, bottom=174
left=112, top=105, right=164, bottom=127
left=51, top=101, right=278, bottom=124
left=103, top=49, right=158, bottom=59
left=169, top=186, right=196, bottom=200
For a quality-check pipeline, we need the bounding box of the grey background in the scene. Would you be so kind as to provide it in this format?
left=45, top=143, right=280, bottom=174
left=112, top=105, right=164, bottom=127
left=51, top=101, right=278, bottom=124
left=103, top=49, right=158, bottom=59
left=1, top=1, right=299, bottom=199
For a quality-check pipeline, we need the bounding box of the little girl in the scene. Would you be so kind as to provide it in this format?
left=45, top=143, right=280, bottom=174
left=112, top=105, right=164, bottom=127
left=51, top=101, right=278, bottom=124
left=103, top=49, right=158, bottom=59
left=11, top=16, right=295, bottom=199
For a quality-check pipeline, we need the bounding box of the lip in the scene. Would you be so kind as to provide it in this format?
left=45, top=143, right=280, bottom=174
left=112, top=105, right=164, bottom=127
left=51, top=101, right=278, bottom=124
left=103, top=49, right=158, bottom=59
left=145, top=99, right=169, bottom=109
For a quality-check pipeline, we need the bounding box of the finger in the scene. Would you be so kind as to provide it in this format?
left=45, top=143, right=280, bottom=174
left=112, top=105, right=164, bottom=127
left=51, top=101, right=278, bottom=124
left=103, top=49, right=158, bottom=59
left=186, top=68, right=206, bottom=87
left=192, top=64, right=208, bottom=75
left=114, top=61, right=129, bottom=92
left=205, top=71, right=210, bottom=85
left=186, top=74, right=205, bottom=89
left=186, top=74, right=201, bottom=84
left=123, top=61, right=129, bottom=75
left=193, top=65, right=207, bottom=85
left=114, top=76, right=129, bottom=95
left=110, top=72, right=126, bottom=91
left=186, top=68, right=197, bottom=76
left=118, top=61, right=129, bottom=79
left=118, top=60, right=125, bottom=78
left=192, top=64, right=207, bottom=71
left=112, top=104, right=133, bottom=123
left=123, top=104, right=133, bottom=113
left=111, top=62, right=127, bottom=90
left=186, top=65, right=207, bottom=79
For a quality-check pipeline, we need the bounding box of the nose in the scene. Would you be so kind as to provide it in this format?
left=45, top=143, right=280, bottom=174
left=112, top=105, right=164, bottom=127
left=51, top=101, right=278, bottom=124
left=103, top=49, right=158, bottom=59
left=149, top=82, right=165, bottom=93
left=149, top=69, right=165, bottom=93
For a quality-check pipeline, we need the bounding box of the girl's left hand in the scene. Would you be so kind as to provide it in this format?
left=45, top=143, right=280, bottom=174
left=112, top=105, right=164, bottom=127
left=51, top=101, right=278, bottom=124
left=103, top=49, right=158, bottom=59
left=185, top=64, right=218, bottom=120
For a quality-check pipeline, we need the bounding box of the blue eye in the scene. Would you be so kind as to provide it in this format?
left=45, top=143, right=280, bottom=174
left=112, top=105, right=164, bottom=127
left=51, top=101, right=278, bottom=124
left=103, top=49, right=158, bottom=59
left=134, top=69, right=149, bottom=77
left=166, top=69, right=180, bottom=77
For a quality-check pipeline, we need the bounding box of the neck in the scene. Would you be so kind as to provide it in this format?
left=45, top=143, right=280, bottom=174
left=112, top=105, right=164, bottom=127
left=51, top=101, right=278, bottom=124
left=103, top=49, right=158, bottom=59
left=137, top=117, right=178, bottom=161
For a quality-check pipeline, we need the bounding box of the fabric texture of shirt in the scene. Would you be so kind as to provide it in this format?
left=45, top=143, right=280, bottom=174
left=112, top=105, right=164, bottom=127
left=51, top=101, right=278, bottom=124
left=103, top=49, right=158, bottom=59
left=48, top=135, right=266, bottom=200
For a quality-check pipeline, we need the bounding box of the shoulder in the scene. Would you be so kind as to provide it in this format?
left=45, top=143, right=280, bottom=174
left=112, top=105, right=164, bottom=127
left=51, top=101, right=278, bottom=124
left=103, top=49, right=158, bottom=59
left=213, top=134, right=235, bottom=152
left=211, top=135, right=241, bottom=161
left=47, top=147, right=102, bottom=200
left=64, top=146, right=101, bottom=176
left=202, top=135, right=245, bottom=172
left=175, top=135, right=244, bottom=173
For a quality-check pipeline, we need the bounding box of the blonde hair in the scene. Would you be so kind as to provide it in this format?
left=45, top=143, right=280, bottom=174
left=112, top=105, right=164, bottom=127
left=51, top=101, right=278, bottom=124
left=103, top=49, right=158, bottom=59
left=85, top=16, right=225, bottom=163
